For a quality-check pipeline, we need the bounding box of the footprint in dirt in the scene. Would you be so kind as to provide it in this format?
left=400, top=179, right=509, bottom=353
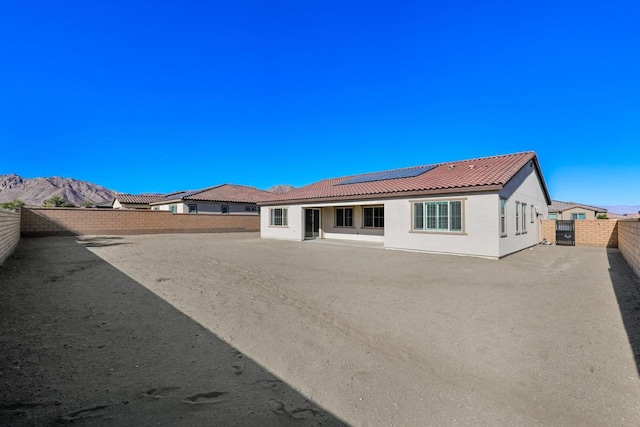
left=58, top=404, right=111, bottom=422
left=182, top=391, right=228, bottom=405
left=141, top=386, right=181, bottom=400
left=232, top=364, right=243, bottom=375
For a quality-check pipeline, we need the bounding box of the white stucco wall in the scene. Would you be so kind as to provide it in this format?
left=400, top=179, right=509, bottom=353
left=320, top=203, right=384, bottom=242
left=260, top=205, right=304, bottom=240
left=384, top=192, right=500, bottom=257
left=498, top=163, right=549, bottom=257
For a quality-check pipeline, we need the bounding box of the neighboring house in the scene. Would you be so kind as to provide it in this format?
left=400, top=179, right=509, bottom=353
left=547, top=200, right=607, bottom=220
left=112, top=194, right=166, bottom=209
left=259, top=151, right=551, bottom=259
left=149, top=184, right=271, bottom=214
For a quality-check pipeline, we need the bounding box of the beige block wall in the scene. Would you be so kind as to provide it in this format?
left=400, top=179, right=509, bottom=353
left=541, top=219, right=618, bottom=247
left=0, top=209, right=21, bottom=265
left=21, top=208, right=260, bottom=237
left=618, top=220, right=640, bottom=278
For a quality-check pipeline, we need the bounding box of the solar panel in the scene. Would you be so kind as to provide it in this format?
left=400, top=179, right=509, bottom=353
left=336, top=164, right=436, bottom=185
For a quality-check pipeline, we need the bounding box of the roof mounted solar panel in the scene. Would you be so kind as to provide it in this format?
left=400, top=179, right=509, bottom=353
left=336, top=164, right=436, bottom=185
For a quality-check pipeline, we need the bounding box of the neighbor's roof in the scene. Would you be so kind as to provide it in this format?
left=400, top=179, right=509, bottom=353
left=549, top=200, right=608, bottom=213
left=114, top=194, right=167, bottom=204
left=151, top=184, right=272, bottom=204
left=260, top=151, right=551, bottom=205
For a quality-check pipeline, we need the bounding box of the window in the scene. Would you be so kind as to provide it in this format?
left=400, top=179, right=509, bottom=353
left=188, top=204, right=197, bottom=214
left=245, top=205, right=257, bottom=212
left=269, top=208, right=288, bottom=226
left=549, top=213, right=558, bottom=220
left=531, top=205, right=535, bottom=223
left=515, top=202, right=520, bottom=233
left=221, top=205, right=229, bottom=214
left=522, top=203, right=527, bottom=233
left=500, top=198, right=507, bottom=236
left=571, top=213, right=586, bottom=220
left=413, top=200, right=463, bottom=232
left=363, top=206, right=384, bottom=228
left=169, top=205, right=177, bottom=214
left=335, top=207, right=353, bottom=227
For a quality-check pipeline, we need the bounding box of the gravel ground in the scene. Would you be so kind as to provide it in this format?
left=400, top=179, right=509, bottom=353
left=2, top=233, right=640, bottom=426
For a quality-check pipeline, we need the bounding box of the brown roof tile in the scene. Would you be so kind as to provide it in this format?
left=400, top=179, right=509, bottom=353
left=115, top=194, right=167, bottom=204
left=153, top=184, right=272, bottom=204
left=261, top=151, right=549, bottom=204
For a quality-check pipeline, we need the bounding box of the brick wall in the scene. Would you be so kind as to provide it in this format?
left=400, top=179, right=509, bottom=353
left=541, top=219, right=618, bottom=247
left=21, top=208, right=260, bottom=237
left=541, top=219, right=556, bottom=243
left=0, top=209, right=21, bottom=265
left=618, top=220, right=640, bottom=278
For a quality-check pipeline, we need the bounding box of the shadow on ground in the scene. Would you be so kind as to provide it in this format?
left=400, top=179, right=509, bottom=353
left=608, top=248, right=640, bottom=374
left=0, top=237, right=345, bottom=426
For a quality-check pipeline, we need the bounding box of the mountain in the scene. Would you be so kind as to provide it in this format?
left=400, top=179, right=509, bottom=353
left=602, top=205, right=640, bottom=215
left=0, top=174, right=115, bottom=207
left=267, top=185, right=295, bottom=195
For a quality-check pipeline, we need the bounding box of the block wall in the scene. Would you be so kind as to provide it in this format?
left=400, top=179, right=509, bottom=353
left=21, top=208, right=260, bottom=237
left=0, top=209, right=21, bottom=265
left=541, top=219, right=618, bottom=248
left=618, top=220, right=640, bottom=278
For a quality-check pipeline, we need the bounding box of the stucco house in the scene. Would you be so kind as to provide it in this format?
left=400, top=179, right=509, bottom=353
left=149, top=184, right=271, bottom=214
left=112, top=194, right=167, bottom=210
left=259, top=151, right=551, bottom=258
left=548, top=200, right=607, bottom=220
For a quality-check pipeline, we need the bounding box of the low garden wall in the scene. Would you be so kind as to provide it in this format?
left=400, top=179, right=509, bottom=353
left=0, top=209, right=21, bottom=265
left=21, top=208, right=260, bottom=237
left=618, top=220, right=640, bottom=278
left=541, top=219, right=618, bottom=248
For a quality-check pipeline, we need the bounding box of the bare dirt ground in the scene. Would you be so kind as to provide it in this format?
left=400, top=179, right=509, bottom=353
left=2, top=233, right=640, bottom=426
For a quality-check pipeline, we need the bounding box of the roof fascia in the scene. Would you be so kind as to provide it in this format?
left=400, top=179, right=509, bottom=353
left=258, top=184, right=504, bottom=206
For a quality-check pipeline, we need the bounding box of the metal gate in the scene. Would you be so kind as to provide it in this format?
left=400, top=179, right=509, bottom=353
left=556, top=220, right=575, bottom=246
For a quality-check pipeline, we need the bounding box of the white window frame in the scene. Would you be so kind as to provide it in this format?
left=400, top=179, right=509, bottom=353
left=515, top=202, right=520, bottom=234
left=269, top=208, right=288, bottom=227
left=571, top=213, right=586, bottom=220
left=531, top=205, right=535, bottom=223
left=522, top=203, right=527, bottom=234
left=335, top=207, right=354, bottom=227
left=549, top=213, right=558, bottom=220
left=412, top=199, right=463, bottom=233
left=188, top=204, right=197, bottom=214
left=170, top=205, right=177, bottom=214
left=363, top=206, right=384, bottom=228
left=500, top=198, right=507, bottom=237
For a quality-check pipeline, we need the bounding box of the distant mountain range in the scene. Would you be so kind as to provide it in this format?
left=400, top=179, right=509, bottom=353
left=602, top=205, right=640, bottom=215
left=0, top=174, right=115, bottom=207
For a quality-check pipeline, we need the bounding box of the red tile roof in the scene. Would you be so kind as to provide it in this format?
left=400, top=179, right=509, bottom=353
left=152, top=184, right=272, bottom=204
left=261, top=152, right=550, bottom=204
left=114, top=194, right=166, bottom=204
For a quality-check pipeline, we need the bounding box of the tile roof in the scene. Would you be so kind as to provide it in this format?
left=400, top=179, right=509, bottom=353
left=152, top=184, right=272, bottom=204
left=549, top=200, right=607, bottom=213
left=114, top=194, right=167, bottom=204
left=261, top=151, right=550, bottom=204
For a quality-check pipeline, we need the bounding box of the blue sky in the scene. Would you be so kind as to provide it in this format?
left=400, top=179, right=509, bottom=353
left=1, top=1, right=639, bottom=206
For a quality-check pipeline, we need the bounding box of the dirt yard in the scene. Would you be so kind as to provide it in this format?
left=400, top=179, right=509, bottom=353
left=2, top=233, right=640, bottom=426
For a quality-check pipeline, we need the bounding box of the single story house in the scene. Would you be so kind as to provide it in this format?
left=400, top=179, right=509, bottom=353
left=149, top=184, right=271, bottom=214
left=259, top=151, right=551, bottom=258
left=112, top=194, right=167, bottom=209
left=548, top=200, right=607, bottom=220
